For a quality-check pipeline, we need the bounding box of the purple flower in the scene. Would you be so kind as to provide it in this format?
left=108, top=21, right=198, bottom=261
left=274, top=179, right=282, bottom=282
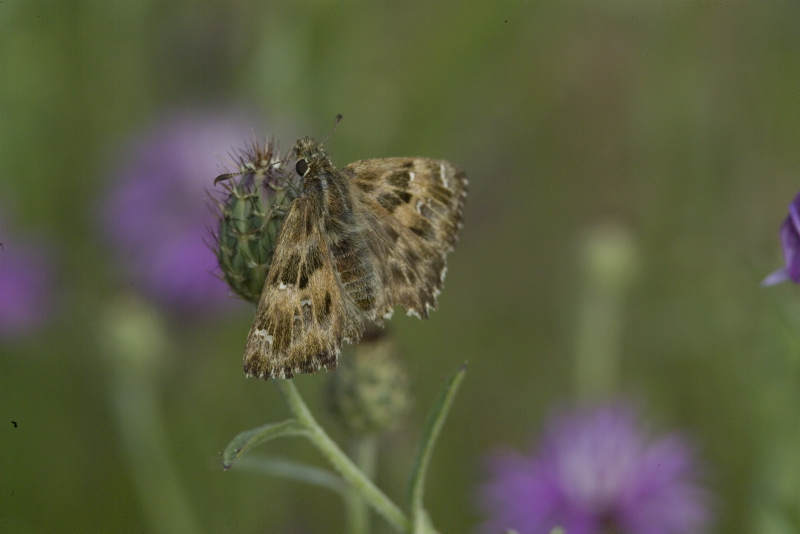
left=763, top=192, right=800, bottom=286
left=102, top=110, right=262, bottom=314
left=0, top=233, right=57, bottom=338
left=478, top=404, right=712, bottom=534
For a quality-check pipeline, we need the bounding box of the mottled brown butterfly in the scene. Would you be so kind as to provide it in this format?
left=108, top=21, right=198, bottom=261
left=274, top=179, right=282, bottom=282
left=235, top=128, right=467, bottom=379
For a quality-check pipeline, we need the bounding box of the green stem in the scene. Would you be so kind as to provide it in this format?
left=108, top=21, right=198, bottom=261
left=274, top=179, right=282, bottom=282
left=344, top=435, right=378, bottom=534
left=274, top=380, right=410, bottom=532
left=574, top=279, right=623, bottom=399
left=113, top=374, right=201, bottom=534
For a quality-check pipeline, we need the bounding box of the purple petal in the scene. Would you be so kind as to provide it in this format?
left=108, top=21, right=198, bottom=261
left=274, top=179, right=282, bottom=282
left=477, top=403, right=713, bottom=534
left=780, top=210, right=800, bottom=282
left=764, top=192, right=800, bottom=286
left=101, top=110, right=262, bottom=314
left=0, top=240, right=56, bottom=337
left=761, top=267, right=791, bottom=287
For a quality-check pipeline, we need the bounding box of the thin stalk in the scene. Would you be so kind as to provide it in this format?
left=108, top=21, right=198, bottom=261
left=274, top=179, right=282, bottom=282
left=113, top=374, right=201, bottom=534
left=274, top=380, right=410, bottom=532
left=344, top=435, right=379, bottom=534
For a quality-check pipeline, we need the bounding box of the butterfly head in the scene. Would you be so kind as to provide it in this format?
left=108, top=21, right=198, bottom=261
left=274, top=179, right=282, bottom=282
left=293, top=136, right=333, bottom=181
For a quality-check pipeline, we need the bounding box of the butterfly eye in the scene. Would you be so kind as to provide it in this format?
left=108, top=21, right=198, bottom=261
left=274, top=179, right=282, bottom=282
left=296, top=159, right=309, bottom=177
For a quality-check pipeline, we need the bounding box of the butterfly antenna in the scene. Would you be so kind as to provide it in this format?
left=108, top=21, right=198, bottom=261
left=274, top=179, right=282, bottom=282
left=213, top=171, right=242, bottom=185
left=320, top=114, right=343, bottom=147
left=213, top=156, right=286, bottom=186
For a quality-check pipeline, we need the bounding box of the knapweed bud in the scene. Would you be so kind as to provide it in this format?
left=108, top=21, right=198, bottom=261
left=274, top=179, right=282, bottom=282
left=213, top=139, right=298, bottom=304
left=97, top=294, right=169, bottom=376
left=326, top=328, right=410, bottom=435
left=581, top=222, right=639, bottom=295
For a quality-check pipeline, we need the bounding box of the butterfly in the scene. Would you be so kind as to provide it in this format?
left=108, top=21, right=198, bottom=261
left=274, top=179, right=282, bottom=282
left=237, top=131, right=467, bottom=379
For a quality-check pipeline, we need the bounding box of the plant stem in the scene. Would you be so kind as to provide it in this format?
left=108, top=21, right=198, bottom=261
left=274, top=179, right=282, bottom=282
left=274, top=380, right=410, bottom=532
left=344, top=435, right=378, bottom=534
left=113, top=374, right=201, bottom=534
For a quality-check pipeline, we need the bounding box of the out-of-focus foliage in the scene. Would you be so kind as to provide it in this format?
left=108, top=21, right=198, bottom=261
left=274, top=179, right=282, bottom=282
left=1, top=2, right=798, bottom=533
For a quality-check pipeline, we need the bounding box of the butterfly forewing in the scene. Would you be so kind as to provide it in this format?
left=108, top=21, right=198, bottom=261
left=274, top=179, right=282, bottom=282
left=243, top=195, right=363, bottom=379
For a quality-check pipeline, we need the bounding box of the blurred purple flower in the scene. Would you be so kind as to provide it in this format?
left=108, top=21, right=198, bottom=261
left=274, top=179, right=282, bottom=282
left=478, top=404, right=712, bottom=534
left=0, top=234, right=56, bottom=338
left=763, top=191, right=800, bottom=287
left=102, top=110, right=261, bottom=314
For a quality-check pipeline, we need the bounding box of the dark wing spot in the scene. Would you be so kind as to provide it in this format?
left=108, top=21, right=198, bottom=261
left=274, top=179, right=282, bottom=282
left=401, top=160, right=414, bottom=169
left=305, top=245, right=324, bottom=272
left=356, top=170, right=380, bottom=182
left=387, top=171, right=411, bottom=189
left=397, top=191, right=412, bottom=203
left=299, top=245, right=324, bottom=289
left=280, top=252, right=302, bottom=285
left=377, top=192, right=402, bottom=213
left=355, top=180, right=376, bottom=193
left=410, top=219, right=435, bottom=241
left=384, top=224, right=400, bottom=243
left=324, top=292, right=332, bottom=316
left=429, top=184, right=453, bottom=205
left=305, top=212, right=315, bottom=236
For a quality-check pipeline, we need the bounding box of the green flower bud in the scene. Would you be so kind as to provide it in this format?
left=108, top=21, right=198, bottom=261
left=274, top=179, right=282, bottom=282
left=326, top=329, right=410, bottom=435
left=581, top=222, right=639, bottom=296
left=213, top=139, right=298, bottom=304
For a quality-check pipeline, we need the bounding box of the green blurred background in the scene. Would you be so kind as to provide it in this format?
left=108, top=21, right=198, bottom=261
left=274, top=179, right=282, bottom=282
left=2, top=2, right=799, bottom=532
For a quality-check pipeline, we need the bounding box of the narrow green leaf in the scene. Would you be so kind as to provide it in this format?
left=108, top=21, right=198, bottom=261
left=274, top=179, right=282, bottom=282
left=222, top=419, right=308, bottom=469
left=233, top=456, right=346, bottom=494
left=407, top=363, right=468, bottom=529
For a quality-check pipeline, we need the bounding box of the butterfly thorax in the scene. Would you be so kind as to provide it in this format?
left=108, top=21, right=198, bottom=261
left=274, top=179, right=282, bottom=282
left=293, top=137, right=357, bottom=240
